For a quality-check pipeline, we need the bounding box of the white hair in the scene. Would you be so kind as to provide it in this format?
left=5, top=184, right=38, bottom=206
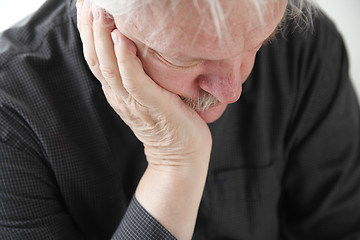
left=89, top=0, right=317, bottom=39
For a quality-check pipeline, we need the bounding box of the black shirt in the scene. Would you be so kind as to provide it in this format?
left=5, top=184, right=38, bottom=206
left=0, top=0, right=359, bottom=239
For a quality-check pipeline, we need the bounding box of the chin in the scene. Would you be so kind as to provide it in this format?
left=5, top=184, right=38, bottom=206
left=196, top=103, right=228, bottom=123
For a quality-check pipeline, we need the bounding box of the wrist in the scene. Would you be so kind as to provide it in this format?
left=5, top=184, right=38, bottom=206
left=135, top=156, right=210, bottom=239
left=143, top=137, right=212, bottom=169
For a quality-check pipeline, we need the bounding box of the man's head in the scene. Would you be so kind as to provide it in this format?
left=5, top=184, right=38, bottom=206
left=89, top=0, right=313, bottom=122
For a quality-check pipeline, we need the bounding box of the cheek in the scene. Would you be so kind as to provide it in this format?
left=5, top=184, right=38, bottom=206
left=139, top=54, right=201, bottom=96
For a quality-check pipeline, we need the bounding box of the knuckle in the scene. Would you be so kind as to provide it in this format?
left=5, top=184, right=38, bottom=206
left=84, top=54, right=98, bottom=69
left=123, top=81, right=137, bottom=94
left=124, top=95, right=135, bottom=106
left=99, top=64, right=116, bottom=79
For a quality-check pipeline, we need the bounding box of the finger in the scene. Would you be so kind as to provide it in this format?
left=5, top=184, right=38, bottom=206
left=78, top=0, right=108, bottom=88
left=103, top=89, right=133, bottom=122
left=92, top=6, right=128, bottom=97
left=111, top=29, right=173, bottom=108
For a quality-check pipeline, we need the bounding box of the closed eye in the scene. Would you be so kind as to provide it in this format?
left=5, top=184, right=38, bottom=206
left=151, top=50, right=203, bottom=69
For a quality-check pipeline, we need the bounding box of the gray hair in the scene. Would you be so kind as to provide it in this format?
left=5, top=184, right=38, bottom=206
left=90, top=0, right=317, bottom=39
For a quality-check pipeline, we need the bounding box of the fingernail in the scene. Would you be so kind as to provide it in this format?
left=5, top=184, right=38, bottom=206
left=111, top=31, right=119, bottom=45
left=76, top=0, right=84, bottom=6
left=76, top=1, right=82, bottom=10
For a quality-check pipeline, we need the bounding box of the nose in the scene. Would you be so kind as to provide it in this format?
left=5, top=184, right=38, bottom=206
left=198, top=58, right=243, bottom=104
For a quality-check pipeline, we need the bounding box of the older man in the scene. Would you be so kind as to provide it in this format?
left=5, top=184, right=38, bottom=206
left=0, top=0, right=359, bottom=239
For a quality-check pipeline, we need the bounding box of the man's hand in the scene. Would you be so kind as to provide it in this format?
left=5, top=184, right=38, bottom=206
left=77, top=0, right=211, bottom=170
left=77, top=0, right=212, bottom=238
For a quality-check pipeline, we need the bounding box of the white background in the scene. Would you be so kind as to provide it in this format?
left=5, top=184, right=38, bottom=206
left=0, top=0, right=359, bottom=100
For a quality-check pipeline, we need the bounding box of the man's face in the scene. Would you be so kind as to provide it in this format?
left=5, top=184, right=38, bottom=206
left=114, top=0, right=287, bottom=123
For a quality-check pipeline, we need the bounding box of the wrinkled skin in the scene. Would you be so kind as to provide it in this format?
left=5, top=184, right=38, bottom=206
left=77, top=0, right=212, bottom=168
left=76, top=0, right=287, bottom=238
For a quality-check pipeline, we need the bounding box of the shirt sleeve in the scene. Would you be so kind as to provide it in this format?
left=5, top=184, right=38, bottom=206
left=112, top=196, right=177, bottom=240
left=0, top=141, right=84, bottom=240
left=280, top=14, right=360, bottom=239
left=0, top=140, right=176, bottom=240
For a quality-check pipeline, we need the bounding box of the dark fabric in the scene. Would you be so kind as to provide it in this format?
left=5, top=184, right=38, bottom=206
left=113, top=196, right=176, bottom=240
left=0, top=0, right=359, bottom=239
left=0, top=0, right=173, bottom=239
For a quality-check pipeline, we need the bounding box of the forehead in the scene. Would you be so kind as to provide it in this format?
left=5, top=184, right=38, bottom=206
left=115, top=0, right=287, bottom=60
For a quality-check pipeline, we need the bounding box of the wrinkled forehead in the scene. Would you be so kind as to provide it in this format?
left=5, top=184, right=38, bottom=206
left=113, top=0, right=286, bottom=58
